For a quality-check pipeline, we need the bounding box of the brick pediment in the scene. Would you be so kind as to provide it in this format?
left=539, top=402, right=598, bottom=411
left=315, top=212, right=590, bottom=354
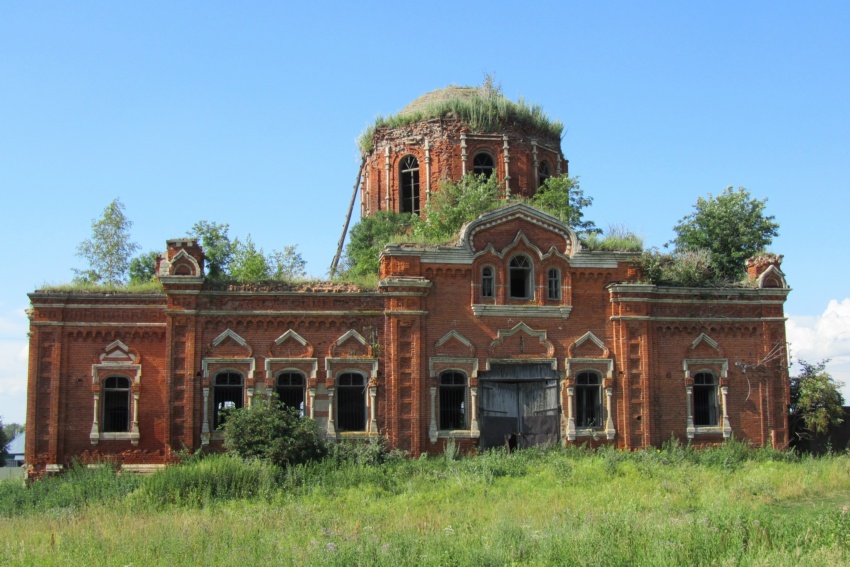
left=329, top=329, right=373, bottom=358
left=460, top=203, right=578, bottom=258
left=688, top=333, right=724, bottom=358
left=488, top=322, right=555, bottom=358
left=270, top=329, right=313, bottom=358
left=569, top=332, right=610, bottom=358
left=208, top=329, right=253, bottom=357
left=434, top=330, right=475, bottom=357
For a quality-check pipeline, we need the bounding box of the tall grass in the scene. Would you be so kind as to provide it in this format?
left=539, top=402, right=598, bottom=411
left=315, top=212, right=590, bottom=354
left=358, top=88, right=563, bottom=153
left=2, top=445, right=850, bottom=565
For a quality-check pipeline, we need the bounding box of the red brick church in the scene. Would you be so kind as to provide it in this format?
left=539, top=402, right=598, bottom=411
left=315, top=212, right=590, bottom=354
left=25, top=87, right=791, bottom=473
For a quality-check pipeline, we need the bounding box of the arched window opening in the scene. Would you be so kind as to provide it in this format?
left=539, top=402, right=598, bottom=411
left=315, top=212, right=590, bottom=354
left=276, top=371, right=306, bottom=415
left=576, top=372, right=602, bottom=428
left=400, top=155, right=420, bottom=215
left=103, top=376, right=131, bottom=433
left=214, top=372, right=244, bottom=429
left=337, top=372, right=366, bottom=432
left=439, top=371, right=466, bottom=429
left=693, top=372, right=718, bottom=426
left=509, top=255, right=533, bottom=299
left=538, top=161, right=551, bottom=188
left=481, top=266, right=495, bottom=299
left=473, top=152, right=495, bottom=178
left=547, top=268, right=561, bottom=300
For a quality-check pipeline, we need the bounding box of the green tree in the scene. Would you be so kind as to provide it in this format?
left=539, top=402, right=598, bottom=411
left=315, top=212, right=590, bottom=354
left=530, top=175, right=598, bottom=234
left=189, top=221, right=235, bottom=280
left=229, top=235, right=270, bottom=282
left=0, top=418, right=8, bottom=459
left=2, top=422, right=23, bottom=442
left=75, top=198, right=140, bottom=285
left=223, top=398, right=327, bottom=468
left=342, top=211, right=420, bottom=278
left=128, top=250, right=161, bottom=284
left=269, top=245, right=307, bottom=281
left=672, top=187, right=779, bottom=281
left=789, top=359, right=845, bottom=441
left=416, top=173, right=501, bottom=241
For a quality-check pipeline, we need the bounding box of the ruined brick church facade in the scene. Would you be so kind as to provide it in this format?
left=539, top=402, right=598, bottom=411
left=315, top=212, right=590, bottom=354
left=25, top=87, right=791, bottom=472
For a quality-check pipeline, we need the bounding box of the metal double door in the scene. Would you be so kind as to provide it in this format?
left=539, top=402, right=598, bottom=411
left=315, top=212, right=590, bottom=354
left=479, top=376, right=560, bottom=450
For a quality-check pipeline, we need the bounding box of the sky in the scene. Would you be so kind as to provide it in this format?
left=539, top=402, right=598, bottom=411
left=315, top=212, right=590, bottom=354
left=1, top=2, right=848, bottom=425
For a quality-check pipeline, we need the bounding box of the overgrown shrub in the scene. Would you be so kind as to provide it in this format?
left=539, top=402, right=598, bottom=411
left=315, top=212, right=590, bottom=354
left=413, top=173, right=501, bottom=242
left=223, top=399, right=327, bottom=468
left=340, top=211, right=420, bottom=278
left=633, top=247, right=719, bottom=286
left=131, top=454, right=282, bottom=508
left=582, top=225, right=643, bottom=251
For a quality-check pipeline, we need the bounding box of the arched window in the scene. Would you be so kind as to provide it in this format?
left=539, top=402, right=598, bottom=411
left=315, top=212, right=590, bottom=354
left=547, top=268, right=561, bottom=300
left=276, top=371, right=306, bottom=415
left=439, top=371, right=466, bottom=429
left=693, top=372, right=718, bottom=426
left=400, top=155, right=420, bottom=215
left=576, top=372, right=602, bottom=428
left=214, top=372, right=244, bottom=429
left=509, top=255, right=533, bottom=299
left=481, top=266, right=495, bottom=299
left=337, top=372, right=366, bottom=432
left=103, top=376, right=131, bottom=433
left=538, top=161, right=551, bottom=188
left=473, top=152, right=495, bottom=178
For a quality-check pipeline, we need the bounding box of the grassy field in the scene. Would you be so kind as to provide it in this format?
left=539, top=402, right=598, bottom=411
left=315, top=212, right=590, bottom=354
left=1, top=443, right=850, bottom=566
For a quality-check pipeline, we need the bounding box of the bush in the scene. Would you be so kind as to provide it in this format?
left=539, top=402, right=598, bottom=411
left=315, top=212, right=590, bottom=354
left=223, top=399, right=327, bottom=468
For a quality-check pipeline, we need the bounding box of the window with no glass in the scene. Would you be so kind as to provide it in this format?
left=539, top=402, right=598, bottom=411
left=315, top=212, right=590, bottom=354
left=473, top=152, right=495, bottom=178
left=547, top=268, right=561, bottom=300
left=481, top=266, right=495, bottom=299
left=103, top=376, right=131, bottom=433
left=276, top=371, right=306, bottom=415
left=400, top=155, right=420, bottom=215
left=693, top=372, right=718, bottom=427
left=337, top=372, right=366, bottom=432
left=439, top=371, right=466, bottom=429
left=538, top=161, right=551, bottom=188
left=576, top=371, right=602, bottom=428
left=214, top=372, right=244, bottom=429
left=509, top=255, right=533, bottom=299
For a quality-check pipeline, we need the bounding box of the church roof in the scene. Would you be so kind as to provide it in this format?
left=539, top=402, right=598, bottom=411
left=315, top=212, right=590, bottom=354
left=398, top=86, right=481, bottom=116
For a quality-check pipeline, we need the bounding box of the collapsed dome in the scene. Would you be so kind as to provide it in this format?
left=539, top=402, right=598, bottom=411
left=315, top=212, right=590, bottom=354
left=359, top=85, right=568, bottom=218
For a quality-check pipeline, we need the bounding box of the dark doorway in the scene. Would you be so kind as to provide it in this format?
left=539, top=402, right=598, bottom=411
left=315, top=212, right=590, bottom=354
left=479, top=363, right=560, bottom=449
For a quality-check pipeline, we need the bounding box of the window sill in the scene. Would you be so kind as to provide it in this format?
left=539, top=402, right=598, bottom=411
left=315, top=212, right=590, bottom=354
left=693, top=426, right=722, bottom=435
left=472, top=304, right=572, bottom=319
left=438, top=430, right=480, bottom=439
left=92, top=431, right=140, bottom=445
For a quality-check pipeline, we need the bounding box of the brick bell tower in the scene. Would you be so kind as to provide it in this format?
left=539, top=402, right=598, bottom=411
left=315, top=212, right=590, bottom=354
left=358, top=86, right=568, bottom=218
left=330, top=85, right=568, bottom=274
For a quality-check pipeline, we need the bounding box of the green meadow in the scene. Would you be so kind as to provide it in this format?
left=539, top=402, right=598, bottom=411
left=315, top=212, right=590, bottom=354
left=2, top=442, right=850, bottom=566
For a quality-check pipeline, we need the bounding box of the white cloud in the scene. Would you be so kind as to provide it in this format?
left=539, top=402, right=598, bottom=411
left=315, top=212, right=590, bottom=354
left=0, top=308, right=29, bottom=424
left=787, top=298, right=850, bottom=399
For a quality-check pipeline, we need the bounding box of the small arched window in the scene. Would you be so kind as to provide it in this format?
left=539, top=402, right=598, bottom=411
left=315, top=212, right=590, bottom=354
left=693, top=372, right=718, bottom=426
left=538, top=161, right=551, bottom=188
left=439, top=371, right=466, bottom=430
left=481, top=266, right=495, bottom=299
left=547, top=268, right=561, bottom=300
left=509, top=255, right=533, bottom=299
left=576, top=372, right=602, bottom=428
left=473, top=152, right=495, bottom=178
left=337, top=372, right=366, bottom=432
left=103, top=376, right=131, bottom=433
left=400, top=155, right=420, bottom=215
left=214, top=372, right=244, bottom=429
left=276, top=371, right=306, bottom=415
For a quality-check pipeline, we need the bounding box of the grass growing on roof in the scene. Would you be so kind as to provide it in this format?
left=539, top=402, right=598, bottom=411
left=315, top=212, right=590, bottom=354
left=357, top=85, right=564, bottom=153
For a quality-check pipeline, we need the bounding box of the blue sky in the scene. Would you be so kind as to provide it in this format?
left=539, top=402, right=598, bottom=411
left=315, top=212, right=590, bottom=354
left=1, top=2, right=848, bottom=425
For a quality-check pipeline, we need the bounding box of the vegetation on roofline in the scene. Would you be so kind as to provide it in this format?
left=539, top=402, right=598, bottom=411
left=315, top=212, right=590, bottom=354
left=36, top=281, right=164, bottom=294
left=357, top=79, right=564, bottom=154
